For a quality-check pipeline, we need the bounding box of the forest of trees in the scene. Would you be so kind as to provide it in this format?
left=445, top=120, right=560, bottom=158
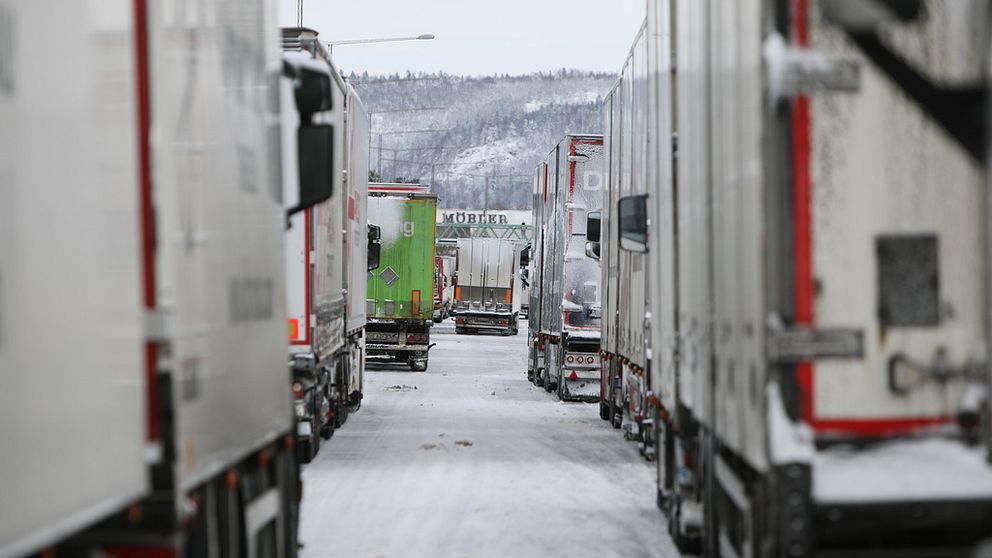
left=352, top=70, right=617, bottom=209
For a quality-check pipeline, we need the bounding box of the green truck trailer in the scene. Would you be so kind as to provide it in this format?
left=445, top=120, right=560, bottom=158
left=366, top=184, right=438, bottom=371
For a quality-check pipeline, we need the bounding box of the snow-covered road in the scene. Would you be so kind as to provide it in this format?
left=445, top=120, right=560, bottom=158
left=298, top=320, right=680, bottom=558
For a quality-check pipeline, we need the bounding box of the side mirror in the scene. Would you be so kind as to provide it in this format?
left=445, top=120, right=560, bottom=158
left=367, top=242, right=382, bottom=272
left=367, top=224, right=382, bottom=271
left=519, top=245, right=531, bottom=267
left=618, top=195, right=648, bottom=253
left=586, top=211, right=602, bottom=243
left=291, top=64, right=333, bottom=118
left=289, top=125, right=334, bottom=216
left=284, top=60, right=335, bottom=217
left=585, top=241, right=601, bottom=260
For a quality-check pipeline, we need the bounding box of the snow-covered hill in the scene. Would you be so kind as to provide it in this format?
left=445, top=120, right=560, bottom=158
left=351, top=70, right=616, bottom=209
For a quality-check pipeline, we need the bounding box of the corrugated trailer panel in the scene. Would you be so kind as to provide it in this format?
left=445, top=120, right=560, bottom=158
left=563, top=137, right=604, bottom=332
left=540, top=147, right=561, bottom=337
left=311, top=70, right=348, bottom=360
left=344, top=85, right=370, bottom=334
left=808, top=4, right=986, bottom=429
left=705, top=0, right=768, bottom=472
left=674, top=0, right=712, bottom=427
left=148, top=0, right=290, bottom=492
left=0, top=2, right=148, bottom=555
left=366, top=192, right=437, bottom=321
left=645, top=0, right=677, bottom=411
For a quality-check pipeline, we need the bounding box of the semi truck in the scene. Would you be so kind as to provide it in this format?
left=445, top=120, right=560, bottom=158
left=452, top=238, right=524, bottom=335
left=282, top=27, right=370, bottom=463
left=530, top=135, right=604, bottom=402
left=433, top=255, right=456, bottom=322
left=0, top=1, right=328, bottom=556
left=597, top=1, right=992, bottom=556
left=597, top=22, right=656, bottom=457
left=366, top=184, right=438, bottom=371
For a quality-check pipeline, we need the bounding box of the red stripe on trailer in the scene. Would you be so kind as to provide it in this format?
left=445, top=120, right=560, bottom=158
left=809, top=416, right=950, bottom=437
left=133, top=0, right=159, bottom=443
left=104, top=546, right=177, bottom=558
left=791, top=0, right=815, bottom=426
left=789, top=0, right=948, bottom=436
left=291, top=209, right=313, bottom=346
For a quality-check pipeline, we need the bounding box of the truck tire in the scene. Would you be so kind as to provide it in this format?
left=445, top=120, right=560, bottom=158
left=410, top=360, right=428, bottom=372
left=433, top=316, right=442, bottom=324
left=543, top=369, right=555, bottom=393
left=534, top=368, right=545, bottom=387
left=599, top=402, right=610, bottom=420
left=556, top=372, right=566, bottom=400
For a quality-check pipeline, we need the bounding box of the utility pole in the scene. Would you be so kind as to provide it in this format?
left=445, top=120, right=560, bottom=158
left=483, top=172, right=491, bottom=217
left=377, top=133, right=383, bottom=179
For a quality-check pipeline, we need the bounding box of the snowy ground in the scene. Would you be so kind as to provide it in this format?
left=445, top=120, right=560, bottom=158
left=299, top=319, right=680, bottom=558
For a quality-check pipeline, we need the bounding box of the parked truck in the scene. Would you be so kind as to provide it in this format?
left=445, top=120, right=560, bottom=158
left=452, top=238, right=524, bottom=335
left=530, top=135, right=604, bottom=401
left=0, top=2, right=329, bottom=556
left=282, top=27, right=370, bottom=463
left=433, top=255, right=456, bottom=322
left=597, top=22, right=656, bottom=459
left=366, top=184, right=438, bottom=371
left=599, top=1, right=992, bottom=556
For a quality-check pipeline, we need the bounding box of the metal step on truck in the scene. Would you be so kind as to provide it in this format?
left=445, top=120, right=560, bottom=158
left=0, top=2, right=332, bottom=556
left=281, top=27, right=371, bottom=464
left=366, top=184, right=438, bottom=371
left=452, top=238, right=524, bottom=336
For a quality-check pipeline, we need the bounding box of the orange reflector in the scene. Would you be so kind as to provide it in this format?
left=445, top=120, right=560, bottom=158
left=455, top=287, right=462, bottom=300
left=411, top=289, right=422, bottom=315
left=569, top=371, right=578, bottom=380
left=225, top=470, right=239, bottom=490
left=504, top=289, right=512, bottom=303
left=288, top=319, right=299, bottom=340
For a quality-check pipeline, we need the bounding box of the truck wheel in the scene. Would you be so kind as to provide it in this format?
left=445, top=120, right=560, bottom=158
left=433, top=316, right=442, bottom=324
left=410, top=360, right=428, bottom=372
left=527, top=368, right=534, bottom=382
left=599, top=402, right=610, bottom=420
left=543, top=369, right=555, bottom=393
left=610, top=401, right=622, bottom=429
left=534, top=368, right=545, bottom=387
left=556, top=372, right=566, bottom=400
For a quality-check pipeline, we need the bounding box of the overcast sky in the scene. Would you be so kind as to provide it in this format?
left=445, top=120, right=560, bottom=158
left=278, top=0, right=645, bottom=76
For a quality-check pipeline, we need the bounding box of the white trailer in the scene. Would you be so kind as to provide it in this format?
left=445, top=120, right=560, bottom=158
left=603, top=0, right=992, bottom=555
left=0, top=2, right=329, bottom=556
left=452, top=238, right=523, bottom=335
left=282, top=28, right=370, bottom=462
left=533, top=135, right=605, bottom=402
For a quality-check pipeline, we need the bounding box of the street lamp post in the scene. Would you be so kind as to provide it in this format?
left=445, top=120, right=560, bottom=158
left=327, top=34, right=434, bottom=56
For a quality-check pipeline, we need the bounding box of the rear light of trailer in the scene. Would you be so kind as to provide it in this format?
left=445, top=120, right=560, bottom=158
left=587, top=356, right=596, bottom=364
left=504, top=289, right=512, bottom=304
left=292, top=382, right=304, bottom=398
left=498, top=319, right=509, bottom=326
left=456, top=317, right=466, bottom=324
left=407, top=333, right=429, bottom=343
left=566, top=355, right=574, bottom=364
left=569, top=371, right=578, bottom=380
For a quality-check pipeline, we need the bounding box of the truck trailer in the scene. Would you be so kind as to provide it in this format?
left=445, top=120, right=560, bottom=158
left=433, top=255, right=456, bottom=322
left=282, top=28, right=370, bottom=463
left=452, top=238, right=524, bottom=335
left=599, top=1, right=992, bottom=556
left=366, top=184, right=438, bottom=371
left=0, top=1, right=329, bottom=556
left=531, top=135, right=605, bottom=402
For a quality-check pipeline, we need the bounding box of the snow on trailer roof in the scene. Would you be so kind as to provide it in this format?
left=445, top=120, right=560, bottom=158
left=369, top=183, right=431, bottom=193
left=813, top=436, right=992, bottom=504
